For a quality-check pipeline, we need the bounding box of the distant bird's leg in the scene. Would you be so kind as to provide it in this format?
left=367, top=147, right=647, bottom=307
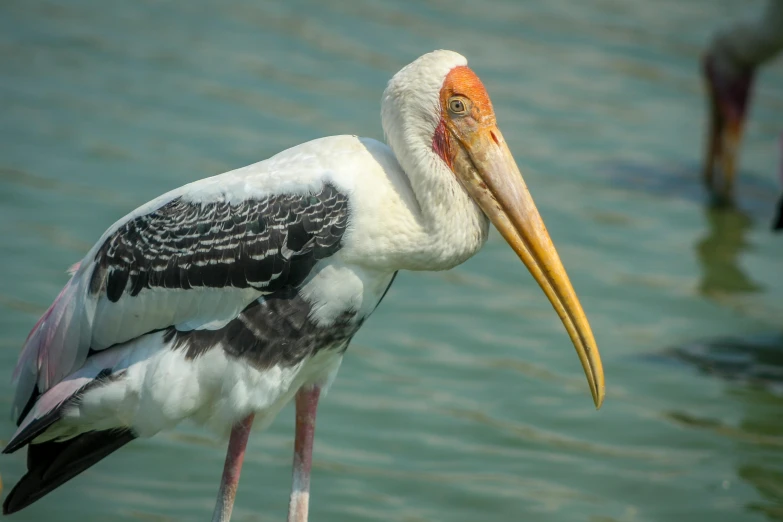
left=774, top=133, right=783, bottom=232
left=701, top=53, right=755, bottom=205
left=702, top=55, right=722, bottom=196
left=212, top=414, right=256, bottom=522
left=287, top=385, right=322, bottom=522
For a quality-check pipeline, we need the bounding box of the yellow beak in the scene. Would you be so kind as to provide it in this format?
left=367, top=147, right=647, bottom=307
left=453, top=125, right=605, bottom=408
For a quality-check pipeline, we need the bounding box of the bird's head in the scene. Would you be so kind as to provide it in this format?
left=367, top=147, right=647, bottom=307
left=383, top=50, right=605, bottom=408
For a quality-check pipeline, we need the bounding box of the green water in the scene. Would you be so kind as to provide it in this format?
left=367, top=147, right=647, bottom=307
left=2, top=0, right=783, bottom=520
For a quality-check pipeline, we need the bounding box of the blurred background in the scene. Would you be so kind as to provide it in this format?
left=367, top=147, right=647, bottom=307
left=1, top=0, right=782, bottom=520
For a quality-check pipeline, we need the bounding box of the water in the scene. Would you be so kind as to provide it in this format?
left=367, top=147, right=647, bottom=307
left=1, top=0, right=783, bottom=520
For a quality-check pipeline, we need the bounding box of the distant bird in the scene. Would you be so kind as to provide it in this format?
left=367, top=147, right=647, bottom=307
left=2, top=50, right=605, bottom=521
left=776, top=135, right=783, bottom=231
left=702, top=0, right=783, bottom=227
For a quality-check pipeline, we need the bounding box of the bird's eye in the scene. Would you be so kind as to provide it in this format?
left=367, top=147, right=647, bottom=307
left=448, top=97, right=468, bottom=115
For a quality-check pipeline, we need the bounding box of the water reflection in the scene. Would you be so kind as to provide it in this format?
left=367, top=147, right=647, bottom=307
left=729, top=384, right=783, bottom=521
left=668, top=335, right=783, bottom=391
left=695, top=204, right=762, bottom=298
left=664, top=336, right=783, bottom=521
left=671, top=186, right=782, bottom=517
left=602, top=160, right=770, bottom=297
left=741, top=464, right=783, bottom=520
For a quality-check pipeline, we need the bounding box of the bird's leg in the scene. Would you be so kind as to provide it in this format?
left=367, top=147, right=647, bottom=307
left=701, top=52, right=755, bottom=205
left=702, top=54, right=722, bottom=195
left=287, top=385, right=322, bottom=522
left=211, top=413, right=256, bottom=522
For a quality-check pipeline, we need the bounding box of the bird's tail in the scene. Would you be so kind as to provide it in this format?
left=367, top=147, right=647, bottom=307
left=12, top=263, right=93, bottom=424
left=3, top=363, right=135, bottom=515
left=2, top=429, right=135, bottom=515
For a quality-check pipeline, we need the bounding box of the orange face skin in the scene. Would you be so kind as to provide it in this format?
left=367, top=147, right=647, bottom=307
left=432, top=66, right=497, bottom=169
left=429, top=65, right=606, bottom=409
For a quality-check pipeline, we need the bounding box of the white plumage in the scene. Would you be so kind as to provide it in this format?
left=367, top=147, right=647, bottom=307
left=14, top=124, right=486, bottom=435
left=3, top=50, right=604, bottom=522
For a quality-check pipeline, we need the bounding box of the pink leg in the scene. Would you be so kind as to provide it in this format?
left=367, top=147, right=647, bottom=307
left=287, top=385, right=321, bottom=522
left=211, top=414, right=255, bottom=522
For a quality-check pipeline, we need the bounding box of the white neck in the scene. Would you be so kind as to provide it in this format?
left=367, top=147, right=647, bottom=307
left=378, top=50, right=489, bottom=271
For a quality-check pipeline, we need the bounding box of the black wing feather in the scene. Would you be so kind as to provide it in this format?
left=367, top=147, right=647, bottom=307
left=2, top=429, right=136, bottom=515
left=89, top=183, right=350, bottom=301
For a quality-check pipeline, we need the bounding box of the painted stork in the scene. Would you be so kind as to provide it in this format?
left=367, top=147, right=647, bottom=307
left=2, top=50, right=605, bottom=521
left=702, top=0, right=783, bottom=221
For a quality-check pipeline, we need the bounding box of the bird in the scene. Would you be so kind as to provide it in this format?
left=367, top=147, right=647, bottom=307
left=701, top=0, right=783, bottom=226
left=2, top=50, right=605, bottom=521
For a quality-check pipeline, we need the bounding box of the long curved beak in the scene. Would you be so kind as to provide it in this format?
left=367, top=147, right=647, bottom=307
left=452, top=126, right=605, bottom=409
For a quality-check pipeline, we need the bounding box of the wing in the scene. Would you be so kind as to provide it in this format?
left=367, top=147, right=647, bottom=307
left=13, top=181, right=350, bottom=421
left=90, top=186, right=348, bottom=301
